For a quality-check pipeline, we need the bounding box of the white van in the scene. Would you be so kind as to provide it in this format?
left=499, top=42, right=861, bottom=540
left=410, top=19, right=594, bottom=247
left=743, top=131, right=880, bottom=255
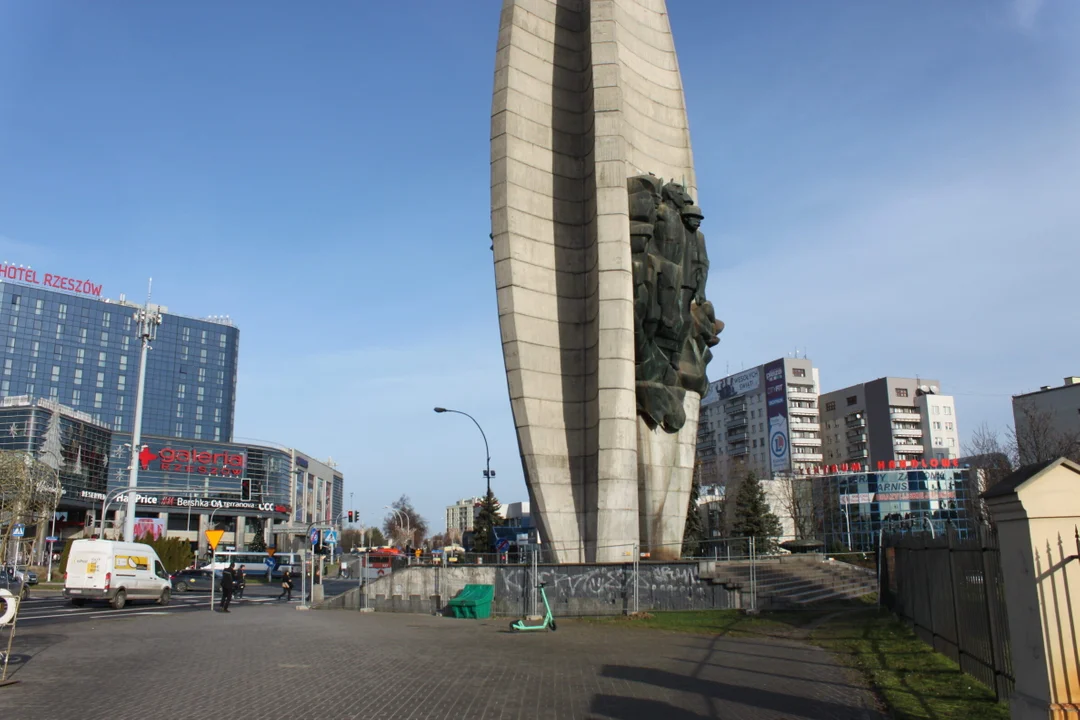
left=63, top=539, right=172, bottom=609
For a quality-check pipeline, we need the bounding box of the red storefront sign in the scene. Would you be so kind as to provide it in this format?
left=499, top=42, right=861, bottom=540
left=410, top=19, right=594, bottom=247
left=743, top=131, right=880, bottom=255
left=800, top=458, right=961, bottom=475
left=138, top=445, right=246, bottom=476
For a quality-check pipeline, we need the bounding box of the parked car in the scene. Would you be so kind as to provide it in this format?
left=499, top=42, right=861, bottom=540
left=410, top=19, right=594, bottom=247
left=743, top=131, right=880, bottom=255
left=0, top=569, right=29, bottom=601
left=170, top=569, right=213, bottom=592
left=8, top=565, right=38, bottom=585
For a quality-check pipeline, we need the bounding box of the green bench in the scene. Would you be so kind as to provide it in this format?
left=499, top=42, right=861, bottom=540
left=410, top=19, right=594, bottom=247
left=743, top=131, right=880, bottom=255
left=447, top=584, right=494, bottom=619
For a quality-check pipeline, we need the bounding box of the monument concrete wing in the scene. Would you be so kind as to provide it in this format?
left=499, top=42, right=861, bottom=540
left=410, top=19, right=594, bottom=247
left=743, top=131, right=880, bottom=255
left=491, top=0, right=720, bottom=563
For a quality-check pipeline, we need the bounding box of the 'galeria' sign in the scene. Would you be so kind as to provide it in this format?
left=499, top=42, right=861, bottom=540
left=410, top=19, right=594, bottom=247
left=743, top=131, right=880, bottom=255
left=138, top=445, right=246, bottom=476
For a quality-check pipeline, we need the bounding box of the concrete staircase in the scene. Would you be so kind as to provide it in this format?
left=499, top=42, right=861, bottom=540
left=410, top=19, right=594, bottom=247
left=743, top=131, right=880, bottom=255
left=697, top=555, right=877, bottom=609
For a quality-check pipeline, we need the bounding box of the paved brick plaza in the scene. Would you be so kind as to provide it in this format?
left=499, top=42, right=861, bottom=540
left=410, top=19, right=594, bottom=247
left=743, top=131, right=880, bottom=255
left=0, top=601, right=885, bottom=719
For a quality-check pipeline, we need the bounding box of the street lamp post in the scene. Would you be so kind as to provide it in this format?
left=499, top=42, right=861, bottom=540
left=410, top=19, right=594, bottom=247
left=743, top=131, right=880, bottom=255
left=434, top=407, right=496, bottom=551
left=433, top=407, right=493, bottom=496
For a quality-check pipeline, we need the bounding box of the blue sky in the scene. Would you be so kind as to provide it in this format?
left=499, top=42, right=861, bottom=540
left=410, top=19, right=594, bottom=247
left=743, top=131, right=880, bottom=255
left=1, top=1, right=1077, bottom=532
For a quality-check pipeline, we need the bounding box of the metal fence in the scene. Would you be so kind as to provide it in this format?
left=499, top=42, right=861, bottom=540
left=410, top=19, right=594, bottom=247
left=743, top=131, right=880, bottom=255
left=879, top=525, right=1014, bottom=700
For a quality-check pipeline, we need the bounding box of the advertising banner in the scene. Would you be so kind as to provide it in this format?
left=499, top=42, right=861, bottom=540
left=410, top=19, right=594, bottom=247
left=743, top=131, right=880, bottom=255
left=764, top=360, right=790, bottom=474
left=137, top=443, right=247, bottom=477
left=132, top=517, right=165, bottom=540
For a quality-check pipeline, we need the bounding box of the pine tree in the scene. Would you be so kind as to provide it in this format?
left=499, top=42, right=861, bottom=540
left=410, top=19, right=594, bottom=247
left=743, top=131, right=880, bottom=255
left=471, top=491, right=504, bottom=553
left=731, top=471, right=782, bottom=554
left=682, top=471, right=706, bottom=557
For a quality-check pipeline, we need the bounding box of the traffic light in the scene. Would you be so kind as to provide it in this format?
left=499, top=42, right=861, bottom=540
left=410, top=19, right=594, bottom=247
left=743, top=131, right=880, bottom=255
left=240, top=478, right=251, bottom=501
left=348, top=511, right=354, bottom=523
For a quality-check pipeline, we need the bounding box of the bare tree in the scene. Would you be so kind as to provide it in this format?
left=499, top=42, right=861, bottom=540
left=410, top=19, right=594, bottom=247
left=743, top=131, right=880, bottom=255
left=774, top=474, right=815, bottom=540
left=383, top=495, right=428, bottom=548
left=1009, top=402, right=1080, bottom=466
left=964, top=423, right=1016, bottom=525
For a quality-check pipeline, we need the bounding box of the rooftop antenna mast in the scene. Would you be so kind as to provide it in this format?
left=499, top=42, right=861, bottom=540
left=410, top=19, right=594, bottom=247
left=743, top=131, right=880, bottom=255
left=122, top=278, right=163, bottom=543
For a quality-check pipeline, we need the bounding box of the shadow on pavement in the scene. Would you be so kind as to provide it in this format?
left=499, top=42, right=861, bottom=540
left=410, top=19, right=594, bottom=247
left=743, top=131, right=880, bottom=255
left=601, top=664, right=869, bottom=719
left=589, top=694, right=711, bottom=720
left=1, top=633, right=67, bottom=679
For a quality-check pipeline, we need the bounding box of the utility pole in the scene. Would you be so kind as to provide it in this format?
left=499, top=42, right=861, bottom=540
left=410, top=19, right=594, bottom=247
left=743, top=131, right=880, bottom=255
left=122, top=281, right=162, bottom=544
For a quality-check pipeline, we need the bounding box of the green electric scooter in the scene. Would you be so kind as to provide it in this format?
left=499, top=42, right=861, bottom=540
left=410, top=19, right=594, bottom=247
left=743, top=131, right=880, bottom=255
left=510, top=582, right=556, bottom=632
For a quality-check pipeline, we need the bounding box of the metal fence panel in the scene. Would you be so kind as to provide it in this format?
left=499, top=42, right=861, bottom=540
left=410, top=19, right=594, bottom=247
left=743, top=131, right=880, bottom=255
left=881, top=526, right=1014, bottom=701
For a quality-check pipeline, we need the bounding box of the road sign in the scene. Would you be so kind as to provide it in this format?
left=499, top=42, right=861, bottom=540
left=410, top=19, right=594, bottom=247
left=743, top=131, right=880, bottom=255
left=263, top=557, right=276, bottom=569
left=11, top=525, right=24, bottom=538
left=309, top=528, right=320, bottom=546
left=205, top=529, right=225, bottom=551
left=496, top=538, right=510, bottom=552
left=415, top=549, right=421, bottom=558
left=46, top=536, right=59, bottom=543
left=266, top=547, right=276, bottom=557
left=323, top=529, right=338, bottom=545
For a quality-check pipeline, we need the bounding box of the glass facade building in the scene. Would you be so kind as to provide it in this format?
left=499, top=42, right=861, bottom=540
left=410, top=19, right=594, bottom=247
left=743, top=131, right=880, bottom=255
left=812, top=466, right=972, bottom=552
left=0, top=280, right=239, bottom=442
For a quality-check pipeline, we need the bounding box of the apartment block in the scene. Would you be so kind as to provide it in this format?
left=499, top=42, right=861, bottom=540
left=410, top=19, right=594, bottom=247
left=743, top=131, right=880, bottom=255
left=819, top=378, right=959, bottom=467
left=1011, top=376, right=1080, bottom=464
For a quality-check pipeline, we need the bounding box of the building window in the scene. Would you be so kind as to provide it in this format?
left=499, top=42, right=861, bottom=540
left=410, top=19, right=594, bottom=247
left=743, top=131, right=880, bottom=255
left=74, top=368, right=83, bottom=385
left=100, top=332, right=108, bottom=345
left=31, top=341, right=39, bottom=358
left=102, top=312, right=111, bottom=328
left=175, top=423, right=183, bottom=437
left=124, top=315, right=132, bottom=332
left=71, top=389, right=81, bottom=406
left=945, top=422, right=954, bottom=431
left=9, top=295, right=18, bottom=310
left=0, top=380, right=7, bottom=394
left=5, top=337, right=14, bottom=354
left=116, top=396, right=125, bottom=410
left=932, top=406, right=940, bottom=415
left=198, top=368, right=206, bottom=383
left=792, top=368, right=806, bottom=377
left=895, top=388, right=909, bottom=398
left=53, top=345, right=64, bottom=361
left=94, top=392, right=103, bottom=409
left=119, top=355, right=128, bottom=371
left=58, top=304, right=67, bottom=320
left=8, top=315, right=17, bottom=331
left=98, top=352, right=106, bottom=367
left=76, top=348, right=85, bottom=364
left=196, top=405, right=204, bottom=421
left=196, top=386, right=205, bottom=402
left=114, top=416, right=123, bottom=430
left=214, top=428, right=221, bottom=441
left=216, top=370, right=224, bottom=384
left=181, top=345, right=189, bottom=360
left=933, top=421, right=941, bottom=430
left=200, top=330, right=207, bottom=344
left=49, top=386, right=58, bottom=400
left=117, top=375, right=126, bottom=391
left=214, top=408, right=221, bottom=422
left=178, top=383, right=186, bottom=399
left=28, top=362, right=37, bottom=380
left=944, top=406, right=952, bottom=416
left=218, top=352, right=225, bottom=366
left=96, top=372, right=104, bottom=388
left=219, top=333, right=227, bottom=349
left=34, top=299, right=43, bottom=315
left=182, top=327, right=190, bottom=342
left=194, top=425, right=203, bottom=439
left=176, top=404, right=184, bottom=419
left=50, top=365, right=59, bottom=382
left=55, top=324, right=63, bottom=340
left=78, top=328, right=87, bottom=344
left=200, top=348, right=207, bottom=364
left=25, top=383, right=33, bottom=395
left=846, top=395, right=857, bottom=406
left=217, top=388, right=223, bottom=403
left=122, top=336, right=130, bottom=350
left=947, top=438, right=955, bottom=447
left=825, top=401, right=836, bottom=412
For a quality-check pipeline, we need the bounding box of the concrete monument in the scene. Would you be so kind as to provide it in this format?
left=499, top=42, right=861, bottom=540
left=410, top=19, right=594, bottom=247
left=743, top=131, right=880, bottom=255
left=491, top=0, right=720, bottom=562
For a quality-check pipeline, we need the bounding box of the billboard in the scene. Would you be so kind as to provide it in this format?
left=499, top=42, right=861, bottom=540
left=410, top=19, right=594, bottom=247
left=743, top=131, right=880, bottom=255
left=710, top=367, right=760, bottom=402
left=764, top=360, right=790, bottom=474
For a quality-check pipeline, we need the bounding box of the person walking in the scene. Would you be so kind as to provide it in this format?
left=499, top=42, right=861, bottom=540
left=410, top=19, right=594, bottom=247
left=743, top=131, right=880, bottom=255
left=234, top=566, right=246, bottom=599
left=220, top=566, right=235, bottom=613
left=278, top=569, right=293, bottom=601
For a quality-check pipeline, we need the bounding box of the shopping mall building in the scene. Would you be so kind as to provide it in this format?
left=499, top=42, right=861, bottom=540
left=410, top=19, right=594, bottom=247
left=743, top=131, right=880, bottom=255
left=0, top=267, right=344, bottom=559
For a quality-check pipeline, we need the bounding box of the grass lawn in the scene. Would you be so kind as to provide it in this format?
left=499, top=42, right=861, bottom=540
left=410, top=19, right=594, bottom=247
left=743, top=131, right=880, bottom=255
left=578, top=598, right=1009, bottom=720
